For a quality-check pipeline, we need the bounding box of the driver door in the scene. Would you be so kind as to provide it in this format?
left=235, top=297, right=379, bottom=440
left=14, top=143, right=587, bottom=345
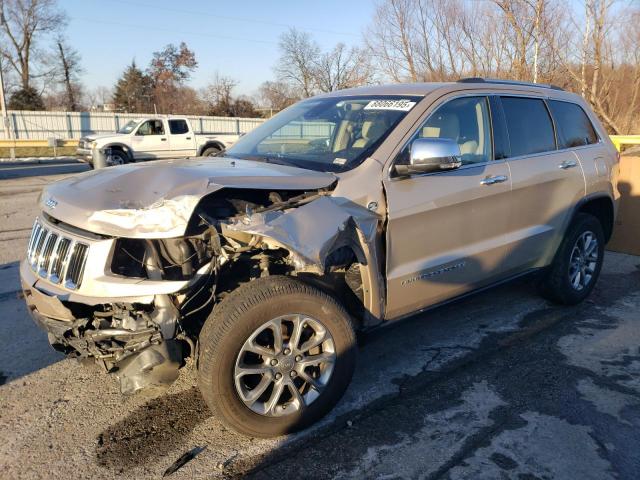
left=383, top=95, right=514, bottom=319
left=131, top=119, right=170, bottom=159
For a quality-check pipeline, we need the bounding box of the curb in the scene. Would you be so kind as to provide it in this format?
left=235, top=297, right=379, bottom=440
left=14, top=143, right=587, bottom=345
left=0, top=157, right=81, bottom=166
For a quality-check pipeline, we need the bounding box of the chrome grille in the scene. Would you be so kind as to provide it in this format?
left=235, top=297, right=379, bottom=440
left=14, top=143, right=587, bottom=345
left=26, top=220, right=89, bottom=289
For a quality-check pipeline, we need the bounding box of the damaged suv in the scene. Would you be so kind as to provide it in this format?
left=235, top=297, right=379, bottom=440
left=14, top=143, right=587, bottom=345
left=21, top=79, right=619, bottom=437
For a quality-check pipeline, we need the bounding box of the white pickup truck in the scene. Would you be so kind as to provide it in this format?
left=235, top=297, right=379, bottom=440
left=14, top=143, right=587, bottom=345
left=77, top=116, right=241, bottom=168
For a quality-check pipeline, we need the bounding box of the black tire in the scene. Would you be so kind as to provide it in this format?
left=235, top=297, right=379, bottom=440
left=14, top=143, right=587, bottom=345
left=197, top=275, right=357, bottom=438
left=539, top=213, right=605, bottom=305
left=202, top=146, right=221, bottom=157
left=107, top=150, right=129, bottom=166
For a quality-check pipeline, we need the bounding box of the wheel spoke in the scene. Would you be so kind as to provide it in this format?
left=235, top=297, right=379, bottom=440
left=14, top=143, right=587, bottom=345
left=235, top=363, right=269, bottom=379
left=571, top=270, right=581, bottom=289
left=298, top=370, right=322, bottom=391
left=289, top=315, right=304, bottom=351
left=287, top=379, right=306, bottom=409
left=245, top=342, right=274, bottom=358
left=265, top=380, right=286, bottom=415
left=299, top=352, right=335, bottom=368
left=299, top=328, right=328, bottom=353
left=271, top=319, right=284, bottom=355
left=242, top=375, right=273, bottom=405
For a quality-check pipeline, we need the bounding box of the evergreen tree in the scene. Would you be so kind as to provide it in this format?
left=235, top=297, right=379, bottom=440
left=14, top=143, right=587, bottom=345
left=112, top=61, right=153, bottom=113
left=8, top=87, right=45, bottom=110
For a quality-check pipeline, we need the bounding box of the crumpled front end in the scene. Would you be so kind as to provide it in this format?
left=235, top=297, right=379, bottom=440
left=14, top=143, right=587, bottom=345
left=21, top=260, right=187, bottom=394
left=22, top=167, right=384, bottom=395
left=19, top=213, right=210, bottom=394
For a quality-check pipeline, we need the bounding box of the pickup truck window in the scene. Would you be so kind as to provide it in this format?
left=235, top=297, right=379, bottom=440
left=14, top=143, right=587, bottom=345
left=169, top=119, right=189, bottom=135
left=137, top=120, right=165, bottom=136
left=118, top=120, right=139, bottom=134
left=224, top=95, right=421, bottom=172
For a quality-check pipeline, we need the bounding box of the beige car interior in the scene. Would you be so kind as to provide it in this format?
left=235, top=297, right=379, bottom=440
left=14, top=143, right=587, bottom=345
left=420, top=98, right=490, bottom=163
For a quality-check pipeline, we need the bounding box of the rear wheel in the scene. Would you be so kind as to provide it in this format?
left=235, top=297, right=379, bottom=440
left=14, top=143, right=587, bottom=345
left=539, top=213, right=605, bottom=305
left=197, top=275, right=357, bottom=437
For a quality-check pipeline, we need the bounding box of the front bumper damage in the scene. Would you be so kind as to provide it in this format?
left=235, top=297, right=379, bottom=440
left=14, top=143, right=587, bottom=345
left=20, top=260, right=184, bottom=394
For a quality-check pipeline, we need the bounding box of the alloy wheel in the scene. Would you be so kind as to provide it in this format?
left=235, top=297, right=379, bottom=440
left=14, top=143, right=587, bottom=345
left=568, top=230, right=599, bottom=291
left=234, top=314, right=336, bottom=417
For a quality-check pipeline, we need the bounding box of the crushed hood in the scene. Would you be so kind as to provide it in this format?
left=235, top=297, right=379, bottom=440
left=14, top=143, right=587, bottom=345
left=41, top=157, right=337, bottom=238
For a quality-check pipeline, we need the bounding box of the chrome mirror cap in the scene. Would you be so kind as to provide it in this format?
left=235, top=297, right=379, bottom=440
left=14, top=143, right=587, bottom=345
left=397, top=138, right=462, bottom=175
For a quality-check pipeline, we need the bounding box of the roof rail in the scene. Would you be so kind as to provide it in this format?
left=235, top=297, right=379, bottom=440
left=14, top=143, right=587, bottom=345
left=457, top=77, right=564, bottom=91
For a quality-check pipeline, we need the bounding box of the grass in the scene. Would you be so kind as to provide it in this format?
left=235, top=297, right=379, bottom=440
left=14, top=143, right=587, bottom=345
left=0, top=146, right=77, bottom=158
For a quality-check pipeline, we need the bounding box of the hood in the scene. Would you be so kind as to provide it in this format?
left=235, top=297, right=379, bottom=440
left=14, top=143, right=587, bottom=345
left=41, top=157, right=337, bottom=238
left=81, top=133, right=126, bottom=143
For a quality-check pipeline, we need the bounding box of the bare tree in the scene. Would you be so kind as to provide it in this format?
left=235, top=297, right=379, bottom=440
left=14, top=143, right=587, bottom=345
left=366, top=0, right=420, bottom=82
left=85, top=86, right=112, bottom=110
left=257, top=80, right=298, bottom=113
left=55, top=36, right=81, bottom=110
left=275, top=28, right=320, bottom=97
left=314, top=43, right=372, bottom=92
left=0, top=0, right=66, bottom=89
left=203, top=72, right=238, bottom=108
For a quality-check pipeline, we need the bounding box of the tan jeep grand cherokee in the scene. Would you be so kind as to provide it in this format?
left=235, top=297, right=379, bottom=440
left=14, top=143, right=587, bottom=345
left=21, top=79, right=620, bottom=437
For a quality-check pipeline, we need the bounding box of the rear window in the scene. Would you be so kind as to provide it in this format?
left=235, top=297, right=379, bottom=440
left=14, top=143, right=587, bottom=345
left=169, top=119, right=189, bottom=135
left=501, top=97, right=556, bottom=157
left=548, top=100, right=598, bottom=149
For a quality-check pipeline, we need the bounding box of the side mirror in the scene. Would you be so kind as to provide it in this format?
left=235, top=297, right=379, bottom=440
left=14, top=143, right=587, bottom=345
left=396, top=138, right=462, bottom=175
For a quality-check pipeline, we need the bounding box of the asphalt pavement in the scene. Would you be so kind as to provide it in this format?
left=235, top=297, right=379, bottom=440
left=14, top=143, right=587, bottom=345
left=0, top=162, right=639, bottom=479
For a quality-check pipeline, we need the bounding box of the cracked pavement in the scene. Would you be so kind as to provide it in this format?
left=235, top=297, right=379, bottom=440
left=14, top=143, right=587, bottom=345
left=0, top=163, right=639, bottom=479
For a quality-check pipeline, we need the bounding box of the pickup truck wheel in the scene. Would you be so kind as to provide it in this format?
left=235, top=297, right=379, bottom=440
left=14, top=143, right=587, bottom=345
left=106, top=150, right=128, bottom=166
left=197, top=275, right=356, bottom=438
left=539, top=213, right=605, bottom=305
left=202, top=146, right=221, bottom=157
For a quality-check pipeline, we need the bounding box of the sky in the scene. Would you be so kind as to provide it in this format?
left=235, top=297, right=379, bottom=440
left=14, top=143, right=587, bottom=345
left=62, top=0, right=377, bottom=97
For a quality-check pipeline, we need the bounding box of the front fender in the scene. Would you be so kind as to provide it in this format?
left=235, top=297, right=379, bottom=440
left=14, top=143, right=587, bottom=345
left=222, top=195, right=385, bottom=323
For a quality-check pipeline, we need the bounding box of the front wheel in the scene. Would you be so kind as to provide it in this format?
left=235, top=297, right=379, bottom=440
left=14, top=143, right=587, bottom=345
left=539, top=213, right=605, bottom=305
left=202, top=146, right=221, bottom=157
left=197, top=276, right=357, bottom=437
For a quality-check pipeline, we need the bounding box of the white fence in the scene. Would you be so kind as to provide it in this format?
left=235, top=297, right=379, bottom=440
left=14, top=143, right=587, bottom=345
left=0, top=110, right=266, bottom=140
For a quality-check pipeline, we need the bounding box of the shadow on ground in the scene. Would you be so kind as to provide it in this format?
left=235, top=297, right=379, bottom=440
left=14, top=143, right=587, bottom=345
left=96, top=387, right=212, bottom=472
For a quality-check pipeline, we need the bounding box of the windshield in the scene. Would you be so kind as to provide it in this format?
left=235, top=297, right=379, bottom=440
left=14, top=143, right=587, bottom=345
left=223, top=95, right=421, bottom=172
left=117, top=120, right=140, bottom=134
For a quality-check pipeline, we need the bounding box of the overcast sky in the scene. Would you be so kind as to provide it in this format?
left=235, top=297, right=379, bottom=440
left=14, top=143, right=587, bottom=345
left=63, top=0, right=376, bottom=96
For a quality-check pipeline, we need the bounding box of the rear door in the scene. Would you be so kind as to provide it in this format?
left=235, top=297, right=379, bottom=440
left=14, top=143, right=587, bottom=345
left=131, top=119, right=170, bottom=159
left=383, top=95, right=514, bottom=319
left=167, top=119, right=197, bottom=157
left=546, top=99, right=613, bottom=198
left=500, top=96, right=586, bottom=270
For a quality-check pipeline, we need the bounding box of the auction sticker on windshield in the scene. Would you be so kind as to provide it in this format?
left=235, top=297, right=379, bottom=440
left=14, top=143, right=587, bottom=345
left=364, top=99, right=416, bottom=111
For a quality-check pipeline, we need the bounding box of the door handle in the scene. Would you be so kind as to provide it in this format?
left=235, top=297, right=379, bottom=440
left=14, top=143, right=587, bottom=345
left=559, top=159, right=577, bottom=169
left=186, top=137, right=191, bottom=140
left=161, top=138, right=167, bottom=141
left=480, top=175, right=508, bottom=185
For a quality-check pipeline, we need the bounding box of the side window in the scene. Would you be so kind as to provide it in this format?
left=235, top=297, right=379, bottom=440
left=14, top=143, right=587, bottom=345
left=169, top=119, right=189, bottom=135
left=500, top=97, right=555, bottom=157
left=547, top=100, right=598, bottom=149
left=137, top=120, right=165, bottom=136
left=398, top=96, right=493, bottom=166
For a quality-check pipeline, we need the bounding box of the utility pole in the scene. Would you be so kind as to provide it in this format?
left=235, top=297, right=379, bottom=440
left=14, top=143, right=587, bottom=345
left=0, top=57, right=9, bottom=140
left=0, top=0, right=11, bottom=142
